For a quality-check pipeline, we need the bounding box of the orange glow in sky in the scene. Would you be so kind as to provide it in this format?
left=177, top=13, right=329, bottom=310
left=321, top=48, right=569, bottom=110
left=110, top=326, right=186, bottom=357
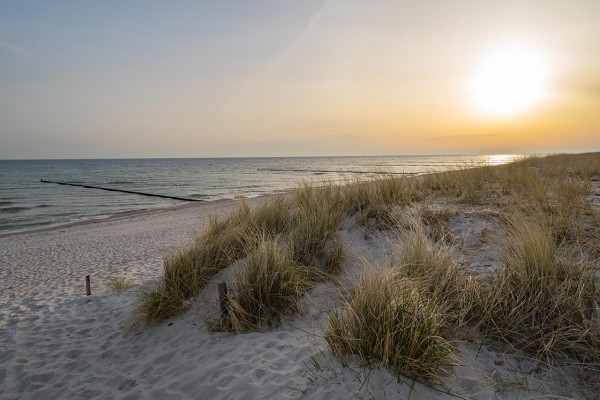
left=0, top=1, right=598, bottom=158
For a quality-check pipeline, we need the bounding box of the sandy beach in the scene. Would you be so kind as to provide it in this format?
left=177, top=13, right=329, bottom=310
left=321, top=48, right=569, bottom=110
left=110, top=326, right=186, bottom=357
left=2, top=167, right=598, bottom=400
left=1, top=199, right=248, bottom=399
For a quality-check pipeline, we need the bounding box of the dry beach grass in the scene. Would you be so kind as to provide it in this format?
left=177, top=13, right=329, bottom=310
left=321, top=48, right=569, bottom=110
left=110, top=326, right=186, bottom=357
left=132, top=152, right=600, bottom=395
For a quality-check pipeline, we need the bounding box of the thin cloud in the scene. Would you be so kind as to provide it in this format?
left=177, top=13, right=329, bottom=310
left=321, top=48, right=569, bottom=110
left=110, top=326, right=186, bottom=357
left=0, top=39, right=41, bottom=63
left=262, top=0, right=353, bottom=74
left=432, top=134, right=502, bottom=140
left=575, top=82, right=600, bottom=99
left=552, top=74, right=600, bottom=100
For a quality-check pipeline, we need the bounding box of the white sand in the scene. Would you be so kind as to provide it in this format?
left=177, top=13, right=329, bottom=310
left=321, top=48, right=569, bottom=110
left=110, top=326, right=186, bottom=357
left=0, top=198, right=595, bottom=399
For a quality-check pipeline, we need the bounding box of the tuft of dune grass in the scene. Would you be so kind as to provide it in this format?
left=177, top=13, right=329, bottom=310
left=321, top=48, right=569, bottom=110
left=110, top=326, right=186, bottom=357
left=216, top=238, right=313, bottom=332
left=480, top=218, right=599, bottom=363
left=548, top=177, right=592, bottom=244
left=289, top=183, right=345, bottom=268
left=497, top=161, right=549, bottom=207
left=389, top=221, right=481, bottom=328
left=247, top=195, right=291, bottom=238
left=106, top=276, right=131, bottom=293
left=326, top=270, right=452, bottom=384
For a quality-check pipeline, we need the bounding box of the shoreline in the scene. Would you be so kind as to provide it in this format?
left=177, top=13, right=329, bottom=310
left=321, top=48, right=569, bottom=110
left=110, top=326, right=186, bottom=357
left=0, top=193, right=279, bottom=239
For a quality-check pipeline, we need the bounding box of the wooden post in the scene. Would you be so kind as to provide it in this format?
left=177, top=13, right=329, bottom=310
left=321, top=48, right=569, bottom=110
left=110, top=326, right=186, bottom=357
left=86, top=275, right=91, bottom=296
left=218, top=282, right=228, bottom=324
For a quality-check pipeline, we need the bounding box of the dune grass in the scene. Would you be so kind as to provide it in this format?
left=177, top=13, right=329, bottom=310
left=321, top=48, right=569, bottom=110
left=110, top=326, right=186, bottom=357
left=389, top=222, right=481, bottom=328
left=134, top=151, right=600, bottom=385
left=480, top=218, right=599, bottom=363
left=548, top=177, right=593, bottom=244
left=324, top=219, right=480, bottom=383
left=324, top=153, right=599, bottom=384
left=132, top=201, right=279, bottom=327
left=326, top=270, right=452, bottom=383
left=217, top=238, right=313, bottom=332
left=214, top=186, right=346, bottom=332
left=419, top=205, right=452, bottom=242
left=133, top=185, right=345, bottom=327
left=106, top=276, right=132, bottom=293
left=418, top=163, right=497, bottom=205
left=290, top=184, right=345, bottom=268
left=341, top=175, right=418, bottom=228
left=518, top=152, right=600, bottom=180
left=131, top=206, right=254, bottom=327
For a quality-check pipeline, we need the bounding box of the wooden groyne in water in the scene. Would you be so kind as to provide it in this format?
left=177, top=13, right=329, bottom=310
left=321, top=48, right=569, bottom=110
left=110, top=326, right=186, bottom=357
left=40, top=180, right=202, bottom=202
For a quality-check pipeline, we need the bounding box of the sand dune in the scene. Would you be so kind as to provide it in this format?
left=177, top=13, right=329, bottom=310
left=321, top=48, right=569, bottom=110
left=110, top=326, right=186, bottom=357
left=1, top=190, right=597, bottom=399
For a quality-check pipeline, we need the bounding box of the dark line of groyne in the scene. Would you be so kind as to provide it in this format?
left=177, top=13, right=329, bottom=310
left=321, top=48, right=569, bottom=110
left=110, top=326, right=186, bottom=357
left=258, top=168, right=412, bottom=175
left=40, top=180, right=202, bottom=202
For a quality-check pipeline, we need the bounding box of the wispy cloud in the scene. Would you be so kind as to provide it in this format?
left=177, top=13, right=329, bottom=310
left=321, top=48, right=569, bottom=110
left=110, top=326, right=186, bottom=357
left=0, top=39, right=41, bottom=63
left=432, top=133, right=502, bottom=140
left=574, top=82, right=600, bottom=99
left=262, top=0, right=353, bottom=74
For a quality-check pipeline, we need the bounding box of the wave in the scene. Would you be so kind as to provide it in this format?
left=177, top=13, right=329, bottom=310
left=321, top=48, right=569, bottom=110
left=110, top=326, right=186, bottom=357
left=258, top=168, right=411, bottom=175
left=0, top=206, right=29, bottom=213
left=0, top=201, right=13, bottom=206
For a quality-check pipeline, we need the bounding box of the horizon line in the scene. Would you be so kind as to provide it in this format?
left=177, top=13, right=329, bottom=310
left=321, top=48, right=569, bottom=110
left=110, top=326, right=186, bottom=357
left=0, top=152, right=558, bottom=162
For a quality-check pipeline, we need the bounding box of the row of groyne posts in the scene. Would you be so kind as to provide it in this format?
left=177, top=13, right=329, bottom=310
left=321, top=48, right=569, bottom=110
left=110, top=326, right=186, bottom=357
left=44, top=180, right=227, bottom=310
left=38, top=180, right=202, bottom=300
left=40, top=180, right=204, bottom=202
left=39, top=180, right=229, bottom=307
left=41, top=168, right=412, bottom=205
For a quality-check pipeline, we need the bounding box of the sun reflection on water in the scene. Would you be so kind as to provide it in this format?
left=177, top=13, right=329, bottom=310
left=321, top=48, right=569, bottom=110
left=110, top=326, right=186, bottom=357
left=484, top=154, right=521, bottom=165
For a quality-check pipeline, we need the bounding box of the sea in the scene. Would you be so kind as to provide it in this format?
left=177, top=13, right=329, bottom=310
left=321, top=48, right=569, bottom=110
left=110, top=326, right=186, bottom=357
left=0, top=155, right=520, bottom=234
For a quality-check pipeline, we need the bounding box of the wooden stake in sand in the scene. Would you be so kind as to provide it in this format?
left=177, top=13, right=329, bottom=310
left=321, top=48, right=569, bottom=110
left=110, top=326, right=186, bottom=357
left=86, top=275, right=91, bottom=296
left=218, top=282, right=228, bottom=324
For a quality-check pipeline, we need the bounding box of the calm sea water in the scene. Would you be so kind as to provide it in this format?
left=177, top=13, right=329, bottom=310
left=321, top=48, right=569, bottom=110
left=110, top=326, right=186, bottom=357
left=0, top=155, right=520, bottom=233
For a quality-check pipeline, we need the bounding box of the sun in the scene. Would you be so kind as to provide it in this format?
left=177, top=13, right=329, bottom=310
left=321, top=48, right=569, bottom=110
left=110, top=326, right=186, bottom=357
left=468, top=42, right=551, bottom=117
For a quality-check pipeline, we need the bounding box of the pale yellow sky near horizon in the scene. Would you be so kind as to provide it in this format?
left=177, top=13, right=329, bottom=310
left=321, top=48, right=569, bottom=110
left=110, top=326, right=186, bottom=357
left=214, top=1, right=600, bottom=156
left=0, top=0, right=599, bottom=158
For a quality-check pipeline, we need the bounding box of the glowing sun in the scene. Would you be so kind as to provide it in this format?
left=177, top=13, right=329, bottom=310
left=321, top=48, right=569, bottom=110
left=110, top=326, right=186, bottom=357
left=468, top=42, right=551, bottom=117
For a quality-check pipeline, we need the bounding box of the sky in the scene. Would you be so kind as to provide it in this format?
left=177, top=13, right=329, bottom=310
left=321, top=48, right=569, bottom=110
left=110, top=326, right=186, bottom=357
left=1, top=0, right=599, bottom=159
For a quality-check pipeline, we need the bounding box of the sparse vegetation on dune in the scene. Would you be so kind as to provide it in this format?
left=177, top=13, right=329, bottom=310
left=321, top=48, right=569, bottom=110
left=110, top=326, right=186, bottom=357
left=131, top=207, right=253, bottom=327
left=480, top=218, right=599, bottom=362
left=326, top=271, right=453, bottom=383
left=419, top=205, right=453, bottom=242
left=516, top=152, right=600, bottom=180
left=217, top=238, right=312, bottom=332
left=134, top=186, right=345, bottom=328
left=134, top=152, right=600, bottom=388
left=418, top=163, right=498, bottom=205
left=106, top=276, right=132, bottom=293
left=389, top=221, right=481, bottom=328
